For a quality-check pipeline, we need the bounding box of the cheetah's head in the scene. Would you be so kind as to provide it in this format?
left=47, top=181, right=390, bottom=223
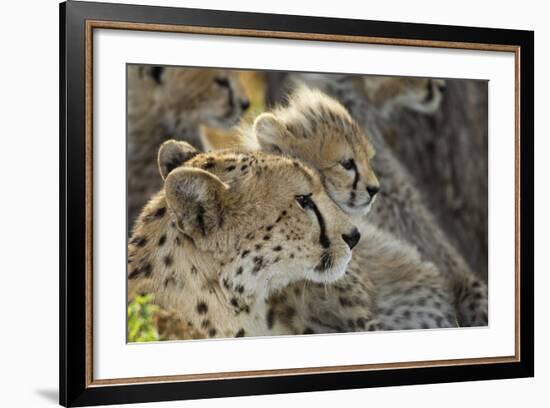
left=129, top=65, right=250, bottom=130
left=252, top=87, right=380, bottom=219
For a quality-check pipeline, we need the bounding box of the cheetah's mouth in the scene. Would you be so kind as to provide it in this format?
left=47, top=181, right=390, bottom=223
left=314, top=251, right=333, bottom=273
left=310, top=249, right=350, bottom=284
left=343, top=198, right=375, bottom=217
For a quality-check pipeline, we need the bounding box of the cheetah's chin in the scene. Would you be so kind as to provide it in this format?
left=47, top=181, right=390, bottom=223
left=342, top=200, right=375, bottom=218
left=308, top=251, right=351, bottom=284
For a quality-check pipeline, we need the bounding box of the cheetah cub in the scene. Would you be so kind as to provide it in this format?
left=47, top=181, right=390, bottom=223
left=127, top=140, right=360, bottom=339
left=246, top=86, right=485, bottom=327
left=127, top=66, right=250, bottom=230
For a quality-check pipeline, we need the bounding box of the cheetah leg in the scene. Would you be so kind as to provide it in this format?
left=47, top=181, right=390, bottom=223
left=454, top=274, right=489, bottom=327
left=375, top=279, right=457, bottom=330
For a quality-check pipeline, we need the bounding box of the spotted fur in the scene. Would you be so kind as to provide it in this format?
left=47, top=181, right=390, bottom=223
left=203, top=87, right=457, bottom=331
left=261, top=221, right=457, bottom=335
left=281, top=79, right=487, bottom=327
left=127, top=141, right=360, bottom=339
left=242, top=87, right=381, bottom=219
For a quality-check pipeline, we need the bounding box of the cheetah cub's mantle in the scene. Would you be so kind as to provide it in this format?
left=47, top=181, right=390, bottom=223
left=244, top=86, right=381, bottom=218
left=128, top=141, right=360, bottom=338
left=267, top=222, right=456, bottom=335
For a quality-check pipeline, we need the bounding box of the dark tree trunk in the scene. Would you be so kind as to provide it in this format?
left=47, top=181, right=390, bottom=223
left=380, top=80, right=488, bottom=280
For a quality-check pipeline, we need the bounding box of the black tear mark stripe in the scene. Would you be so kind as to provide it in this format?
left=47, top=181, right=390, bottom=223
left=227, top=81, right=235, bottom=111
left=309, top=199, right=331, bottom=249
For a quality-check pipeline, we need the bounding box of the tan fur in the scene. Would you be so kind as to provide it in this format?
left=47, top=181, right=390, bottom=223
left=279, top=78, right=487, bottom=327
left=128, top=66, right=249, bottom=137
left=128, top=142, right=360, bottom=338
left=362, top=76, right=446, bottom=116
left=243, top=87, right=381, bottom=219
left=240, top=88, right=457, bottom=330
left=267, top=220, right=457, bottom=334
left=127, top=66, right=250, bottom=232
left=203, top=87, right=456, bottom=330
left=287, top=74, right=445, bottom=117
left=352, top=224, right=456, bottom=329
left=200, top=125, right=244, bottom=152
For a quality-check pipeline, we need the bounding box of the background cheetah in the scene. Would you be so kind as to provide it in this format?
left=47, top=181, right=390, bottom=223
left=127, top=65, right=250, bottom=231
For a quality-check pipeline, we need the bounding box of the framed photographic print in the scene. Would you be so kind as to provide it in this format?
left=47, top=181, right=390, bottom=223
left=60, top=1, right=534, bottom=406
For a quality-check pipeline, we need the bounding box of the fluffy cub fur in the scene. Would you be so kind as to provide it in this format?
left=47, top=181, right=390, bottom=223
left=280, top=79, right=488, bottom=327
left=249, top=87, right=381, bottom=218
left=268, top=222, right=456, bottom=335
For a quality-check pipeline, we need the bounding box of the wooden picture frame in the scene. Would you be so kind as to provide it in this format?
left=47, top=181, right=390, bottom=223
left=60, top=1, right=534, bottom=406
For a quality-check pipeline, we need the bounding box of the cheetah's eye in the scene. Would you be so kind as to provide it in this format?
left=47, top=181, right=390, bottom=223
left=295, top=194, right=313, bottom=209
left=340, top=158, right=355, bottom=171
left=215, top=77, right=230, bottom=88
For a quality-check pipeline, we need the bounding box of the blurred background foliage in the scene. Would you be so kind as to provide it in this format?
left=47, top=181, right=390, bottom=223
left=127, top=294, right=161, bottom=342
left=128, top=294, right=204, bottom=342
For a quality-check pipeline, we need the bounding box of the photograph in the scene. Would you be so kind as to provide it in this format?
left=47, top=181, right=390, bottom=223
left=126, top=65, right=489, bottom=342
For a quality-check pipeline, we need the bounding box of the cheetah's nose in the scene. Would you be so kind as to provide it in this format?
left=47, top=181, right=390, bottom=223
left=366, top=185, right=380, bottom=198
left=240, top=99, right=250, bottom=111
left=342, top=227, right=361, bottom=250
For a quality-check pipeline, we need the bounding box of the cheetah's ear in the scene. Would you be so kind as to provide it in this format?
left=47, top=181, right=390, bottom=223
left=253, top=113, right=288, bottom=154
left=164, top=168, right=229, bottom=237
left=158, top=140, right=199, bottom=180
